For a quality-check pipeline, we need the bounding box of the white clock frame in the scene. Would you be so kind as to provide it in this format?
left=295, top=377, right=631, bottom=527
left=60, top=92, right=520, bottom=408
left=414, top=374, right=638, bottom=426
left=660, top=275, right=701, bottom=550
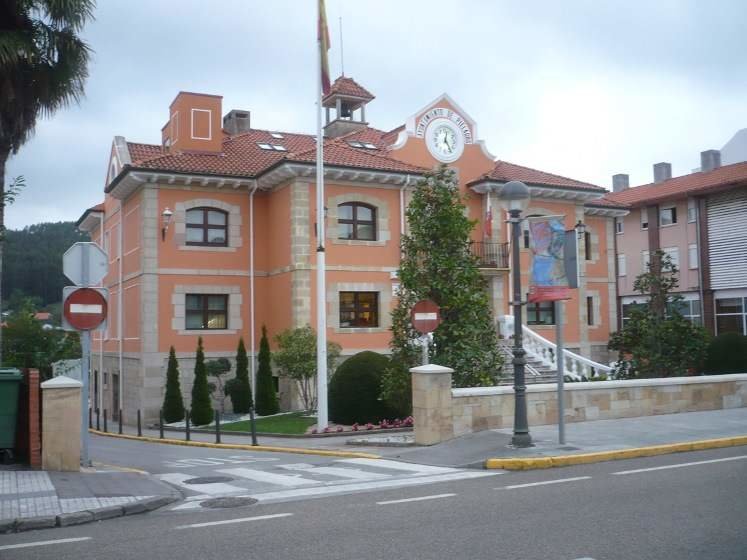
left=425, top=117, right=465, bottom=163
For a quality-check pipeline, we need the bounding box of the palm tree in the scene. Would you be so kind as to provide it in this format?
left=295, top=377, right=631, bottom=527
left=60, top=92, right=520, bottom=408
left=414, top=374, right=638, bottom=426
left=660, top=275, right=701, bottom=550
left=0, top=1, right=94, bottom=361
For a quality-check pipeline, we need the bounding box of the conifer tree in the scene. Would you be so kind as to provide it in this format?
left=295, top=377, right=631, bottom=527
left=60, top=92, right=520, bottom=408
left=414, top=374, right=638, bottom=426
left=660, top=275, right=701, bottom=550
left=190, top=337, right=213, bottom=425
left=255, top=326, right=279, bottom=415
left=230, top=338, right=254, bottom=413
left=162, top=346, right=185, bottom=423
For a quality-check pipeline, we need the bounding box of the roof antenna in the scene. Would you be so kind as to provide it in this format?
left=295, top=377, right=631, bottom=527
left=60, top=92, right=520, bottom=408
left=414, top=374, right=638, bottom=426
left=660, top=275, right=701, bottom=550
left=339, top=16, right=345, bottom=76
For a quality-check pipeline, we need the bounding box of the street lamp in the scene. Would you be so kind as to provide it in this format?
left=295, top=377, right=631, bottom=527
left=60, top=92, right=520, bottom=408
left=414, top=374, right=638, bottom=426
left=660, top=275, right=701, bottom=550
left=161, top=208, right=173, bottom=241
left=499, top=180, right=533, bottom=448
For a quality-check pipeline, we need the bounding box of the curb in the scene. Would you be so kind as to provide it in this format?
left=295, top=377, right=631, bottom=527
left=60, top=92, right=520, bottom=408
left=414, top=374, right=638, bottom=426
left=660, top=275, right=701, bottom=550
left=0, top=494, right=180, bottom=534
left=89, top=429, right=381, bottom=459
left=485, top=434, right=747, bottom=470
left=155, top=425, right=413, bottom=439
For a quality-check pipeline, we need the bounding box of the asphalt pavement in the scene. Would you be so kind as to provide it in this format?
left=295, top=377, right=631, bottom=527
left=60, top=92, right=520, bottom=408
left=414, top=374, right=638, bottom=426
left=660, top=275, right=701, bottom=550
left=2, top=446, right=746, bottom=560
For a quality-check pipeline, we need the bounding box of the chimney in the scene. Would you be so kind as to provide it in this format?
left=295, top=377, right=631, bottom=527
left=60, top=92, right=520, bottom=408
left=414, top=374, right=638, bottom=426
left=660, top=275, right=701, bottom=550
left=700, top=149, right=722, bottom=172
left=653, top=162, right=672, bottom=184
left=612, top=173, right=629, bottom=192
left=161, top=92, right=223, bottom=153
left=223, top=110, right=251, bottom=135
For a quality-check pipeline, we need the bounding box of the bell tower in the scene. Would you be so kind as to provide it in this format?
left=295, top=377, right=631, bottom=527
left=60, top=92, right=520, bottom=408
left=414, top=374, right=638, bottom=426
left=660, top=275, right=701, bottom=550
left=323, top=76, right=374, bottom=138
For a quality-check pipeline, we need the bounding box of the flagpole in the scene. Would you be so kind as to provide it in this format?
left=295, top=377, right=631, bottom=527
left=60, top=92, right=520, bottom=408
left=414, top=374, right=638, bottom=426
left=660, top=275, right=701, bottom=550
left=315, top=0, right=329, bottom=429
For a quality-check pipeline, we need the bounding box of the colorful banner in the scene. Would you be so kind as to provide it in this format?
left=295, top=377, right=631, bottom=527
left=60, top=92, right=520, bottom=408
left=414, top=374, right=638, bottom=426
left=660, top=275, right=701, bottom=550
left=527, top=215, right=571, bottom=302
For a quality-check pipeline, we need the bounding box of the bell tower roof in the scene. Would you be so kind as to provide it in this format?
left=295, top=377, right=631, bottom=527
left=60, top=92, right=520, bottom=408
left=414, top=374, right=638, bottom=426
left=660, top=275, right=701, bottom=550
left=323, top=76, right=375, bottom=138
left=322, top=76, right=374, bottom=108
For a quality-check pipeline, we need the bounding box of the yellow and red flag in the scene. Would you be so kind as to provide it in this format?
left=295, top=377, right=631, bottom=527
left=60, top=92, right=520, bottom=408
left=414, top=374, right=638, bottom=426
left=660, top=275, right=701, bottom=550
left=318, top=0, right=331, bottom=95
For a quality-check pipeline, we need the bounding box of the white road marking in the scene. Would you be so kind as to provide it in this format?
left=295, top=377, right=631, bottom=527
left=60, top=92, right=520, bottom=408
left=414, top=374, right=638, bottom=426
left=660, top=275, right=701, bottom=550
left=336, top=458, right=458, bottom=475
left=499, top=476, right=592, bottom=490
left=612, top=454, right=747, bottom=476
left=280, top=464, right=391, bottom=480
left=377, top=493, right=456, bottom=505
left=156, top=473, right=246, bottom=495
left=175, top=513, right=293, bottom=529
left=0, top=537, right=92, bottom=551
left=218, top=467, right=320, bottom=487
left=162, top=456, right=279, bottom=468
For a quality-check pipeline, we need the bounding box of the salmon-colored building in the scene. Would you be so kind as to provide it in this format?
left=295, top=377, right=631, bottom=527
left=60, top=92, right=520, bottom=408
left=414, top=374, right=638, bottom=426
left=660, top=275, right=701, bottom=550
left=76, top=78, right=625, bottom=422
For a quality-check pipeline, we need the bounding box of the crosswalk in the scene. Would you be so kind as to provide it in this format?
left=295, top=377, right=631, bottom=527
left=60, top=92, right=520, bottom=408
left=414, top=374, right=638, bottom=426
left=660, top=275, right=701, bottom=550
left=158, top=457, right=499, bottom=510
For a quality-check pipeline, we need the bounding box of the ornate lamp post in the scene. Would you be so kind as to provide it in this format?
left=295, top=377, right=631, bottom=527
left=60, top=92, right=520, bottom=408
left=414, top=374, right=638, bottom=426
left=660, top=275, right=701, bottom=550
left=499, top=180, right=533, bottom=447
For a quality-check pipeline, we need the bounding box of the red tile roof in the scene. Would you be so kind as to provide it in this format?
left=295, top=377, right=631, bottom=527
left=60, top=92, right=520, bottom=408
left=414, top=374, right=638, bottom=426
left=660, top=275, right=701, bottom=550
left=323, top=76, right=374, bottom=102
left=123, top=127, right=424, bottom=180
left=605, top=161, right=747, bottom=206
left=472, top=160, right=605, bottom=191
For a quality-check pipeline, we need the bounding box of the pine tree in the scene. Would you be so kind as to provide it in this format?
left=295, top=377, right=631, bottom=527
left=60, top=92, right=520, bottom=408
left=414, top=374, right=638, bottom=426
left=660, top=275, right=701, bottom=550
left=190, top=337, right=214, bottom=425
left=230, top=338, right=254, bottom=413
left=382, top=165, right=502, bottom=410
left=162, top=346, right=185, bottom=423
left=255, top=326, right=279, bottom=415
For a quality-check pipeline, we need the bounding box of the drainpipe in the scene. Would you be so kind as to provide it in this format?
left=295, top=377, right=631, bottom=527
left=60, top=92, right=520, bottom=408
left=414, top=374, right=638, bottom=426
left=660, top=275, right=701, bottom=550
left=118, top=200, right=124, bottom=421
left=98, top=211, right=104, bottom=412
left=694, top=197, right=705, bottom=325
left=249, top=180, right=259, bottom=394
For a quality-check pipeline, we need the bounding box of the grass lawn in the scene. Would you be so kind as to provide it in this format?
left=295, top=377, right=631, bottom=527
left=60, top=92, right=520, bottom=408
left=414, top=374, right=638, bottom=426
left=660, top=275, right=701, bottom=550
left=221, top=412, right=316, bottom=435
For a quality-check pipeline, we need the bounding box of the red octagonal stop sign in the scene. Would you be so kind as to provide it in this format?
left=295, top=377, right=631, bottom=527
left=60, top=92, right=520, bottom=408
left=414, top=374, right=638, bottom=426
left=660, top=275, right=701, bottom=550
left=411, top=299, right=442, bottom=335
left=64, top=288, right=108, bottom=331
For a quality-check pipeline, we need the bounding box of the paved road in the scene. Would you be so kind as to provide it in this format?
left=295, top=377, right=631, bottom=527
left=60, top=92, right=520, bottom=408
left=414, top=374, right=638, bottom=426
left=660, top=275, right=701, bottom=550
left=3, top=446, right=746, bottom=559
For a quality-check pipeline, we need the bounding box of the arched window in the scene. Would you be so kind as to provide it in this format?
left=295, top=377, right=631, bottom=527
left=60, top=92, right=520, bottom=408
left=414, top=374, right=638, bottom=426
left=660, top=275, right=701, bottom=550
left=338, top=202, right=376, bottom=241
left=186, top=207, right=228, bottom=246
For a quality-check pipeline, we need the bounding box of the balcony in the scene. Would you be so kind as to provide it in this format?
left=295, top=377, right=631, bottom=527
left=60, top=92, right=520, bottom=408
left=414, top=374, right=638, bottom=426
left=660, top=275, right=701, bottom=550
left=470, top=241, right=509, bottom=270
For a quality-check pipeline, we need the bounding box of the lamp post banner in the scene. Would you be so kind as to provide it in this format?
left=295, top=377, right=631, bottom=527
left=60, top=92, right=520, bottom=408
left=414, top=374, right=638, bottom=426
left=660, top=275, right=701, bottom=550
left=527, top=215, right=571, bottom=302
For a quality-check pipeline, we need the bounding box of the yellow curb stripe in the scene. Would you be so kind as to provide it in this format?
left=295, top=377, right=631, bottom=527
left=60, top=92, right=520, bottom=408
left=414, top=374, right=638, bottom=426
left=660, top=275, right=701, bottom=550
left=485, top=434, right=747, bottom=470
left=89, top=429, right=381, bottom=459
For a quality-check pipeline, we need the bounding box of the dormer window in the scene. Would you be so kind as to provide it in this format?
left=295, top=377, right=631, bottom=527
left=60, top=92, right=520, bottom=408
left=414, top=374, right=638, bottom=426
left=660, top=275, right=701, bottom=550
left=186, top=208, right=228, bottom=246
left=257, top=142, right=287, bottom=151
left=270, top=132, right=284, bottom=139
left=347, top=141, right=377, bottom=149
left=338, top=202, right=376, bottom=241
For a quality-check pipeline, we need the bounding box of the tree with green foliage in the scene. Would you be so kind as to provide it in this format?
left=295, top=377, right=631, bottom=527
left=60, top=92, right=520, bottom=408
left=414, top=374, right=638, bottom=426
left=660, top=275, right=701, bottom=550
left=227, top=338, right=254, bottom=414
left=206, top=357, right=232, bottom=414
left=190, top=337, right=213, bottom=425
left=162, top=347, right=185, bottom=423
left=255, top=327, right=278, bottom=416
left=381, top=165, right=502, bottom=411
left=273, top=325, right=341, bottom=411
left=330, top=351, right=395, bottom=425
left=0, top=0, right=94, bottom=361
left=609, top=250, right=709, bottom=378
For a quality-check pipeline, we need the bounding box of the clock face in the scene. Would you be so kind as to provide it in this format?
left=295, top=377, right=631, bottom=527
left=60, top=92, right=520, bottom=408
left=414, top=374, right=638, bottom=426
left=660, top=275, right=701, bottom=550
left=426, top=119, right=464, bottom=162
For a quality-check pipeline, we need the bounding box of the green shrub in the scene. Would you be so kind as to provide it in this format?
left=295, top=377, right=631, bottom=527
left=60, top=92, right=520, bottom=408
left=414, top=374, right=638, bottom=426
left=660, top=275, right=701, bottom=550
left=704, top=333, right=747, bottom=374
left=162, top=346, right=185, bottom=423
left=329, top=351, right=395, bottom=425
left=255, top=326, right=279, bottom=416
left=190, top=337, right=214, bottom=425
left=380, top=357, right=412, bottom=418
left=229, top=338, right=254, bottom=413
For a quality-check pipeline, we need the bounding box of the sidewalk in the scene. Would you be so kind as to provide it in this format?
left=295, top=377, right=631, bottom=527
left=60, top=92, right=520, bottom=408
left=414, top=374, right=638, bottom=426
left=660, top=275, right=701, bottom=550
left=0, top=466, right=180, bottom=533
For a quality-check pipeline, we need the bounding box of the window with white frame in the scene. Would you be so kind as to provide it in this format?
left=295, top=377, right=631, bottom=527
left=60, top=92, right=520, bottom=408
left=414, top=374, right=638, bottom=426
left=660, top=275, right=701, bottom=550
left=687, top=199, right=697, bottom=223
left=660, top=205, right=677, bottom=226
left=617, top=254, right=627, bottom=276
left=667, top=299, right=702, bottom=325
left=615, top=218, right=624, bottom=234
left=642, top=250, right=650, bottom=270
left=641, top=207, right=649, bottom=230
left=663, top=247, right=679, bottom=268
left=715, top=297, right=747, bottom=335
left=688, top=244, right=698, bottom=269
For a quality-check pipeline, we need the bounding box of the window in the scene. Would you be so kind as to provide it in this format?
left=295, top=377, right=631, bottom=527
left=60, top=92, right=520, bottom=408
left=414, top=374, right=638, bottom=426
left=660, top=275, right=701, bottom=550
left=257, top=142, right=287, bottom=151
left=641, top=207, right=649, bottom=230
left=523, top=229, right=530, bottom=249
left=347, top=141, right=378, bottom=149
left=338, top=202, right=376, bottom=241
left=716, top=298, right=746, bottom=335
left=617, top=254, right=627, bottom=277
left=663, top=247, right=679, bottom=268
left=642, top=250, right=650, bottom=270
left=587, top=296, right=594, bottom=326
left=667, top=299, right=702, bottom=325
left=584, top=231, right=592, bottom=261
left=339, top=292, right=379, bottom=328
left=185, top=294, right=228, bottom=330
left=688, top=244, right=698, bottom=269
left=270, top=132, right=284, bottom=139
left=621, top=302, right=646, bottom=326
left=526, top=297, right=555, bottom=325
left=615, top=218, right=624, bottom=234
left=186, top=207, right=228, bottom=246
left=687, top=199, right=697, bottom=223
left=660, top=206, right=677, bottom=226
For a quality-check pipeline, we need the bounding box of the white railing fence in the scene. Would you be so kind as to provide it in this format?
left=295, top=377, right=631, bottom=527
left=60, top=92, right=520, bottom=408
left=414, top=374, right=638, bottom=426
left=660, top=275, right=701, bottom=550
left=497, top=315, right=613, bottom=381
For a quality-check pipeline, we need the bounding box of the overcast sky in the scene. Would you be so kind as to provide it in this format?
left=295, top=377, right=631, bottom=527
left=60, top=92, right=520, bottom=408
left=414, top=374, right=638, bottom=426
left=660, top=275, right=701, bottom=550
left=7, top=0, right=747, bottom=229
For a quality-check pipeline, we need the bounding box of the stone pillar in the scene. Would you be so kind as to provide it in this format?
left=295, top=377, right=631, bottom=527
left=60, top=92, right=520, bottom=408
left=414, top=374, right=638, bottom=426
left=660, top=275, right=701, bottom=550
left=41, top=376, right=82, bottom=472
left=410, top=364, right=454, bottom=446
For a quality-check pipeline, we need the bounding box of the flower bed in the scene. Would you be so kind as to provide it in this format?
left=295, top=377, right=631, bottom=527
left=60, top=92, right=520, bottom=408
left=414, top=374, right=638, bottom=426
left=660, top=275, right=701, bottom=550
left=311, top=416, right=414, bottom=434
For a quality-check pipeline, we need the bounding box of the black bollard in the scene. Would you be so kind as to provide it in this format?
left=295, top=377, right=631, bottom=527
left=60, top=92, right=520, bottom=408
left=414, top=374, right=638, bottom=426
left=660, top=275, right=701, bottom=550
left=118, top=409, right=123, bottom=434
left=249, top=407, right=258, bottom=446
left=103, top=409, right=108, bottom=433
left=159, top=409, right=164, bottom=439
left=137, top=409, right=142, bottom=437
left=96, top=408, right=100, bottom=431
left=185, top=411, right=191, bottom=441
left=215, top=410, right=221, bottom=444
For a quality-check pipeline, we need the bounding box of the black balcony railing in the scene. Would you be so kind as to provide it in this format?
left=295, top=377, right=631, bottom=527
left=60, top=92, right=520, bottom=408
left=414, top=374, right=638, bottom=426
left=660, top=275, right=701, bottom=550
left=471, top=241, right=509, bottom=269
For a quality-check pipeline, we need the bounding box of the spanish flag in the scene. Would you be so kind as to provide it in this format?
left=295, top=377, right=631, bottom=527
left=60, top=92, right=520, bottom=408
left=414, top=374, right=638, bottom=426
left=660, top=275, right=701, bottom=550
left=318, top=0, right=331, bottom=95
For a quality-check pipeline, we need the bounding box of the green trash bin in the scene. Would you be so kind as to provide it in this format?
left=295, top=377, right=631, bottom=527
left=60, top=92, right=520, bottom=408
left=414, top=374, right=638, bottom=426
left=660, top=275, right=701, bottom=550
left=0, top=368, right=23, bottom=456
